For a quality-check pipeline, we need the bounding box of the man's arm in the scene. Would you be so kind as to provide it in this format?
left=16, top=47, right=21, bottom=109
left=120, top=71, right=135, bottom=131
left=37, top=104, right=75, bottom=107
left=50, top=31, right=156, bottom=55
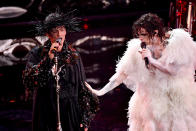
left=22, top=47, right=54, bottom=90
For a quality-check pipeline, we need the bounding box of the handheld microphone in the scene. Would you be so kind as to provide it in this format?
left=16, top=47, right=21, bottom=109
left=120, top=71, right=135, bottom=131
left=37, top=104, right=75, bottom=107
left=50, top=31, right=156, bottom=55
left=51, top=38, right=62, bottom=54
left=56, top=38, right=62, bottom=44
left=53, top=38, right=62, bottom=71
left=141, top=42, right=149, bottom=69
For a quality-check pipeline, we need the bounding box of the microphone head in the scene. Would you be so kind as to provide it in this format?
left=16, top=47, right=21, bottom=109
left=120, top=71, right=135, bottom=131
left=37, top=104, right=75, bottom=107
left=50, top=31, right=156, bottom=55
left=51, top=48, right=57, bottom=54
left=56, top=38, right=62, bottom=44
left=140, top=42, right=149, bottom=68
left=141, top=42, right=146, bottom=49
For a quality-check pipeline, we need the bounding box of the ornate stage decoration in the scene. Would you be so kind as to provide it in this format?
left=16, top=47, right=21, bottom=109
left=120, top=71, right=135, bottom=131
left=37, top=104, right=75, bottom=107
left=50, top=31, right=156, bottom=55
left=0, top=7, right=27, bottom=19
left=0, top=35, right=126, bottom=67
left=170, top=0, right=196, bottom=36
left=0, top=37, right=47, bottom=66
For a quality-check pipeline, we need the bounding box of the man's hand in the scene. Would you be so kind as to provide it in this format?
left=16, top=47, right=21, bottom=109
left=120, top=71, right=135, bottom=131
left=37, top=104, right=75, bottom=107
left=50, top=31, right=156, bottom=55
left=48, top=42, right=59, bottom=60
left=80, top=124, right=88, bottom=131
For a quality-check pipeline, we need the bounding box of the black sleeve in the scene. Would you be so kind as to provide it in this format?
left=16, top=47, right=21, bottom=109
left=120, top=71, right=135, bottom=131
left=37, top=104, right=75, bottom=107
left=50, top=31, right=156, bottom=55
left=77, top=56, right=99, bottom=128
left=22, top=46, right=54, bottom=91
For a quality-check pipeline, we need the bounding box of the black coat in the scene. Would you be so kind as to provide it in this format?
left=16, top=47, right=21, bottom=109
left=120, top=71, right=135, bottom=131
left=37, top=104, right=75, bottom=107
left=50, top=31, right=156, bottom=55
left=23, top=41, right=99, bottom=131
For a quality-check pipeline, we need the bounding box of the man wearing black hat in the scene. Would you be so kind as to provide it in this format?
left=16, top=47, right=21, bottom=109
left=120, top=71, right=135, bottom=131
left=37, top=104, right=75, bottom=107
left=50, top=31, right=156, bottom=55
left=23, top=11, right=99, bottom=131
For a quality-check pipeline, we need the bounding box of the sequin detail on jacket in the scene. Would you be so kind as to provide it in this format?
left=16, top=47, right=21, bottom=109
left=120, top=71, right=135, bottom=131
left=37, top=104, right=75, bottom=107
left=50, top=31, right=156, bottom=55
left=22, top=40, right=99, bottom=130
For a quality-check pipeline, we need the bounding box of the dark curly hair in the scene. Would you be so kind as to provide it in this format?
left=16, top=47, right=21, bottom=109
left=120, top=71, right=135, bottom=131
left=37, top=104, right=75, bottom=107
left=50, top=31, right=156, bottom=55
left=132, top=13, right=165, bottom=38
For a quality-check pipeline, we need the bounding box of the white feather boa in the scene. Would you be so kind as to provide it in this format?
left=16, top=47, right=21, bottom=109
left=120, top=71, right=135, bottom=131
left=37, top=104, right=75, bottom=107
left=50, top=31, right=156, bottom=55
left=160, top=28, right=196, bottom=66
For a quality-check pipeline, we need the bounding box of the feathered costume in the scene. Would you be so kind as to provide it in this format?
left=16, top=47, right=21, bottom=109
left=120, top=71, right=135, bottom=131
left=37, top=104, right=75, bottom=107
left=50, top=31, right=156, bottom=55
left=90, top=29, right=196, bottom=130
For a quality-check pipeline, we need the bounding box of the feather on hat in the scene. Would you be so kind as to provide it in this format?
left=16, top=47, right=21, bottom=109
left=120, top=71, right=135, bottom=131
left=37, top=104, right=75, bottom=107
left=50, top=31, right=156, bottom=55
left=36, top=9, right=81, bottom=36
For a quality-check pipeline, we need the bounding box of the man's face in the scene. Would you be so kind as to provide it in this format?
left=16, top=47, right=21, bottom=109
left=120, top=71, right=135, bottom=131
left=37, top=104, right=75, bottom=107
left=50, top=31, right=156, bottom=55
left=46, top=26, right=66, bottom=43
left=137, top=28, right=150, bottom=44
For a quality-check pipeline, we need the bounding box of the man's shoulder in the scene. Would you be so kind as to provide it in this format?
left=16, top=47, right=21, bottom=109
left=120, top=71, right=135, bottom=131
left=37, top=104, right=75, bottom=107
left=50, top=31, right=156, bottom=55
left=27, top=45, right=45, bottom=59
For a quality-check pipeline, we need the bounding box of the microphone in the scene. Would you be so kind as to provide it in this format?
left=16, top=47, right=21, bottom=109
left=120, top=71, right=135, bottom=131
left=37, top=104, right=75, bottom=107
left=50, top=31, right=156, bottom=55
left=53, top=38, right=62, bottom=73
left=56, top=38, right=62, bottom=44
left=51, top=38, right=62, bottom=54
left=141, top=42, right=149, bottom=69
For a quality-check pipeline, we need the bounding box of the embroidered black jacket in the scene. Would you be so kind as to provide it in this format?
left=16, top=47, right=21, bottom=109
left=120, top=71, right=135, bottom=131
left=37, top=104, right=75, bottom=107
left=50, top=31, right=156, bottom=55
left=22, top=40, right=99, bottom=131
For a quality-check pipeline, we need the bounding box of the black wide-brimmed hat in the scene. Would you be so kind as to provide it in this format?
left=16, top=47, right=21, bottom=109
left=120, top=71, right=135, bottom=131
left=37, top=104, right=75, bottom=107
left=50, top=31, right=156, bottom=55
left=36, top=9, right=81, bottom=36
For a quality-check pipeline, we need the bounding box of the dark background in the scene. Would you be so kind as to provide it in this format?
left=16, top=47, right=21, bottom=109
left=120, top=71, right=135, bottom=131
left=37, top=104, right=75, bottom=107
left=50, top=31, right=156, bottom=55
left=0, top=0, right=195, bottom=131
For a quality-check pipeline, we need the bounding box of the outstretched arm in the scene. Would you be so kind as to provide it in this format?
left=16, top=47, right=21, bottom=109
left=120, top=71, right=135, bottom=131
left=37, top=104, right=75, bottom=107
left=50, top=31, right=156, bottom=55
left=85, top=72, right=127, bottom=96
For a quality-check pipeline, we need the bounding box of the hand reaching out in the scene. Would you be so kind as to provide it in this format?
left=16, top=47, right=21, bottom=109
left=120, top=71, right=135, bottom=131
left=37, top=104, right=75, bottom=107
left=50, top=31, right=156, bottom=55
left=85, top=82, right=102, bottom=96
